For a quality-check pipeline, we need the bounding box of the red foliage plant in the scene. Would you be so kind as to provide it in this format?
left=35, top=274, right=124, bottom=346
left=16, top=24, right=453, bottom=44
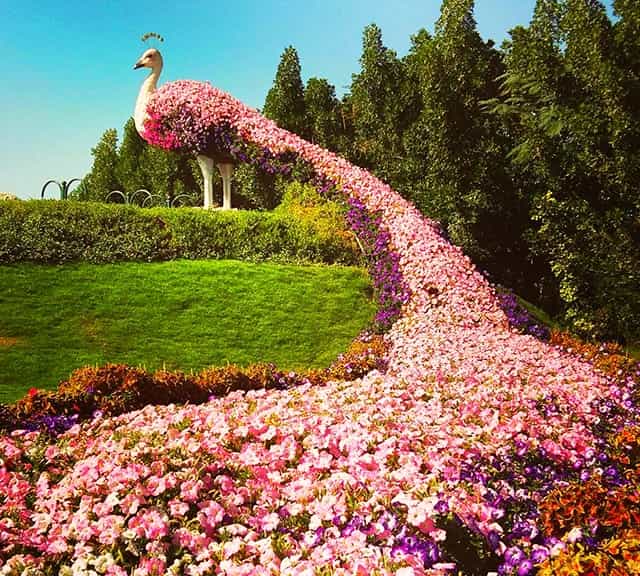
left=3, top=333, right=388, bottom=432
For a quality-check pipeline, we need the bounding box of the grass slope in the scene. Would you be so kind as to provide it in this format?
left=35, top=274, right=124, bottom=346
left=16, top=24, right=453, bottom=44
left=0, top=260, right=376, bottom=403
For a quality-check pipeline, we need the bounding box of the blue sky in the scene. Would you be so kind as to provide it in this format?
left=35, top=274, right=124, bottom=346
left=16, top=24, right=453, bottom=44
left=0, top=0, right=614, bottom=199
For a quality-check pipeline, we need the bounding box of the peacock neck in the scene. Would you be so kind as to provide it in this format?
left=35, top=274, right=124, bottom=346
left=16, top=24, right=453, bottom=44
left=134, top=66, right=162, bottom=136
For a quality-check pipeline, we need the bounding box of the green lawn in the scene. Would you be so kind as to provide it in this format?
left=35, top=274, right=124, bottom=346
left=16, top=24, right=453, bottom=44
left=0, top=260, right=376, bottom=403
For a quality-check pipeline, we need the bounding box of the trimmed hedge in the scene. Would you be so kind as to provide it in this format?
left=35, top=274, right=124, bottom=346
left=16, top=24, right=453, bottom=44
left=0, top=200, right=359, bottom=265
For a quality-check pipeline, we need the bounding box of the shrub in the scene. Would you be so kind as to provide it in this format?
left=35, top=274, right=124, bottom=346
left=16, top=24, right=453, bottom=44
left=276, top=182, right=357, bottom=247
left=536, top=529, right=640, bottom=576
left=535, top=424, right=640, bottom=576
left=0, top=201, right=174, bottom=263
left=539, top=476, right=640, bottom=540
left=0, top=404, right=18, bottom=431
left=0, top=200, right=359, bottom=265
left=156, top=206, right=358, bottom=264
left=326, top=332, right=388, bottom=380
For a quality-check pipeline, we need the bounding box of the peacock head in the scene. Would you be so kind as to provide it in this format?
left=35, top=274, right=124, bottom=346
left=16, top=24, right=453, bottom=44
left=133, top=48, right=163, bottom=71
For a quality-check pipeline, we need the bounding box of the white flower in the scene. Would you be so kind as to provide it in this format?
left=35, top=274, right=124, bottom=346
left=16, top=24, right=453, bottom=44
left=567, top=526, right=583, bottom=543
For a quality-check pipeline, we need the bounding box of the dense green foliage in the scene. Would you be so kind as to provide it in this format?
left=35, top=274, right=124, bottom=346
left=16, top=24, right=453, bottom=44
left=489, top=0, right=640, bottom=340
left=403, top=3, right=527, bottom=283
left=82, top=128, right=121, bottom=201
left=348, top=23, right=416, bottom=188
left=275, top=181, right=351, bottom=238
left=304, top=77, right=344, bottom=150
left=0, top=260, right=376, bottom=402
left=254, top=0, right=640, bottom=342
left=0, top=199, right=358, bottom=265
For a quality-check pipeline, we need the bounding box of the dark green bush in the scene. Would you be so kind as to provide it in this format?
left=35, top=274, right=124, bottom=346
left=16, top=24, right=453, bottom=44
left=0, top=201, right=174, bottom=263
left=0, top=200, right=358, bottom=265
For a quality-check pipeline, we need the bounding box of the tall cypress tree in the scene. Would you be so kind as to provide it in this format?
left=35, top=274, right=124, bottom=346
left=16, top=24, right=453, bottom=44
left=405, top=0, right=526, bottom=283
left=83, top=128, right=121, bottom=201
left=263, top=46, right=307, bottom=136
left=116, top=118, right=147, bottom=195
left=614, top=0, right=640, bottom=83
left=139, top=147, right=184, bottom=205
left=349, top=24, right=418, bottom=188
left=304, top=77, right=342, bottom=150
left=613, top=0, right=640, bottom=167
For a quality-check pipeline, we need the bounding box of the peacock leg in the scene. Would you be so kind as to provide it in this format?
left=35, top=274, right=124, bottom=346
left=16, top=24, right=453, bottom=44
left=217, top=163, right=234, bottom=210
left=196, top=155, right=215, bottom=209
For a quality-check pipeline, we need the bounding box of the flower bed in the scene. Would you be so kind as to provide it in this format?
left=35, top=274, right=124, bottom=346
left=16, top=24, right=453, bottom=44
left=0, top=81, right=638, bottom=575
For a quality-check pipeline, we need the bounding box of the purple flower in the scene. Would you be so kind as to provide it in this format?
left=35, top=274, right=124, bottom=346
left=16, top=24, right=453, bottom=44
left=530, top=547, right=549, bottom=564
left=487, top=530, right=501, bottom=550
left=517, top=560, right=534, bottom=576
left=434, top=499, right=449, bottom=515
left=504, top=546, right=525, bottom=567
left=496, top=287, right=549, bottom=340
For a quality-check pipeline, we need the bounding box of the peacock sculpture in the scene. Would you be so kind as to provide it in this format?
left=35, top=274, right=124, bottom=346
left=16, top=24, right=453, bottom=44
left=133, top=48, right=235, bottom=209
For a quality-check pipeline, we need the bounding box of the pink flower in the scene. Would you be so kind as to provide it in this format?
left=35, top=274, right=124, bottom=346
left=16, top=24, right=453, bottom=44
left=197, top=500, right=225, bottom=533
left=258, top=512, right=280, bottom=532
left=168, top=499, right=190, bottom=518
left=128, top=509, right=168, bottom=540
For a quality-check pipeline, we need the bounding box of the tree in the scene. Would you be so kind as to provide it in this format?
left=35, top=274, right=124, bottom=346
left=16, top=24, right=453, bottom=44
left=613, top=0, right=640, bottom=189
left=614, top=0, right=640, bottom=87
left=81, top=119, right=203, bottom=206
left=116, top=118, right=147, bottom=195
left=496, top=0, right=640, bottom=340
left=232, top=164, right=278, bottom=210
left=401, top=28, right=434, bottom=206
left=263, top=46, right=307, bottom=136
left=304, top=77, right=342, bottom=150
left=139, top=146, right=201, bottom=206
left=404, top=1, right=531, bottom=290
left=333, top=93, right=356, bottom=160
left=349, top=24, right=419, bottom=188
left=82, top=129, right=121, bottom=201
